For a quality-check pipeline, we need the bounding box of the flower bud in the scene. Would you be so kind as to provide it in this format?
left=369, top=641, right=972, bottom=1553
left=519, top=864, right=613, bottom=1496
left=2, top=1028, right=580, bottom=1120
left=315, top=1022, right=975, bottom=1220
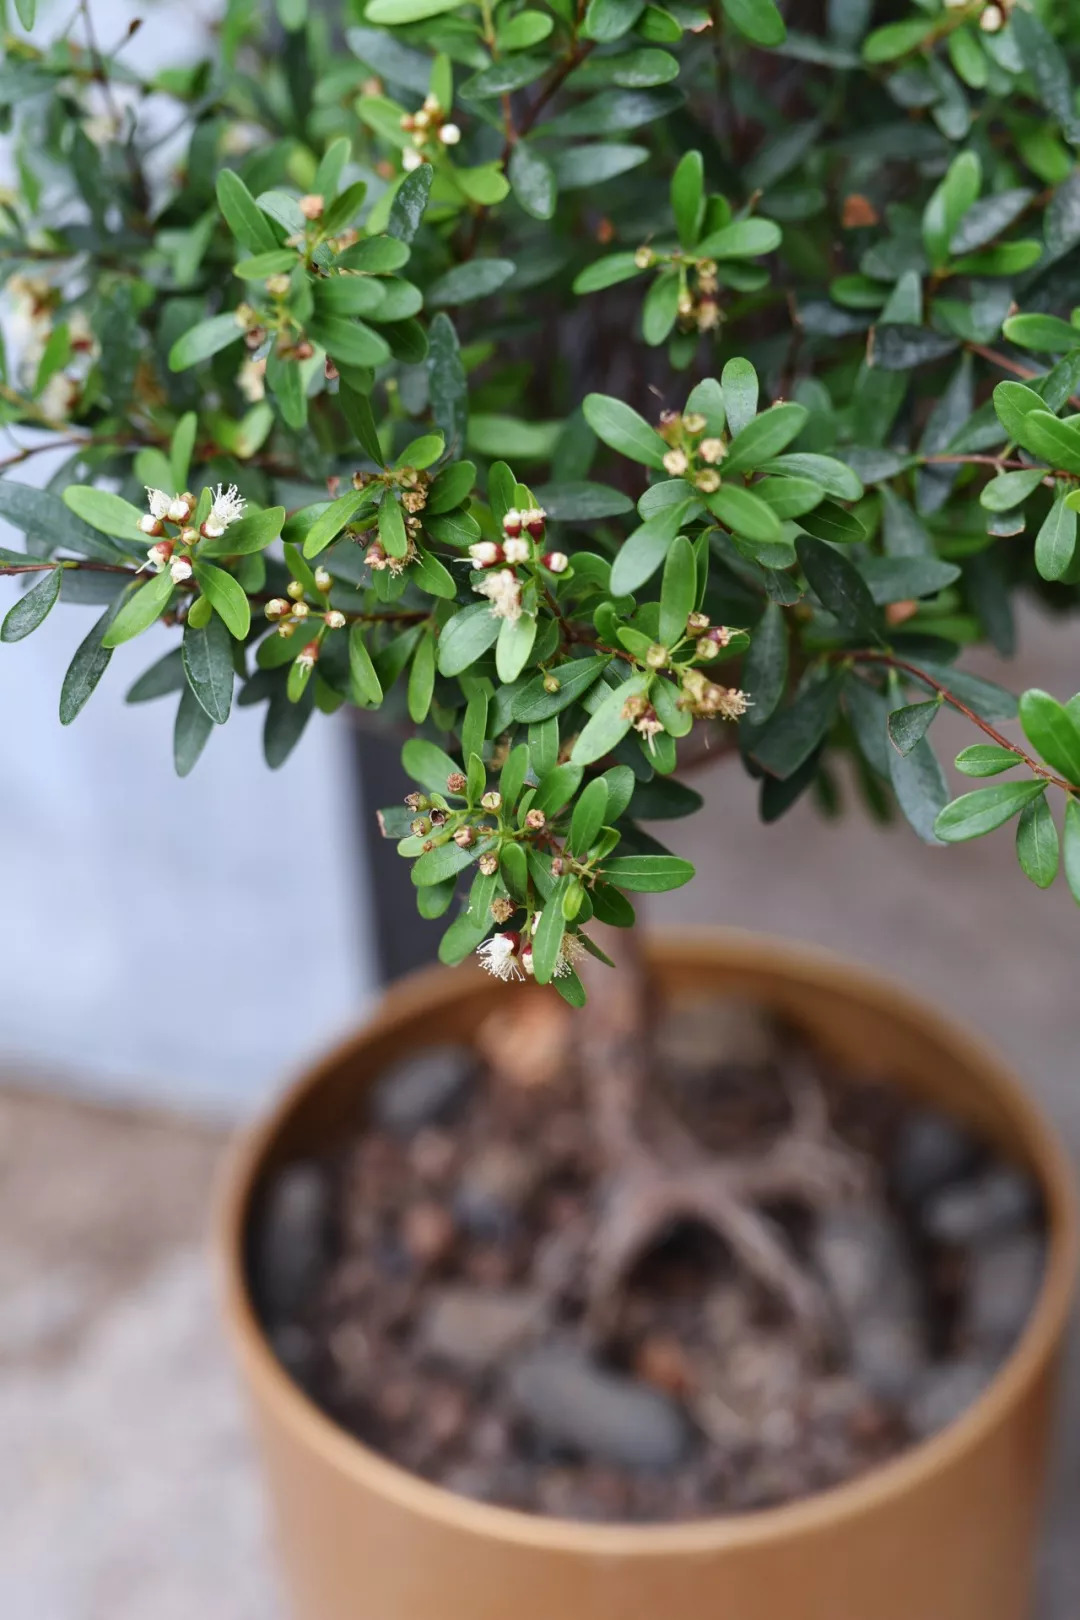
left=662, top=448, right=689, bottom=476
left=550, top=856, right=565, bottom=877
left=439, top=123, right=461, bottom=145
left=446, top=772, right=467, bottom=794
left=683, top=412, right=706, bottom=435
left=265, top=597, right=290, bottom=619
left=411, top=816, right=431, bottom=836
left=542, top=674, right=561, bottom=693
left=695, top=468, right=721, bottom=493
left=167, top=495, right=192, bottom=523
left=979, top=2, right=1004, bottom=30
left=480, top=790, right=502, bottom=811
left=645, top=642, right=668, bottom=670
left=503, top=537, right=530, bottom=565
left=502, top=508, right=522, bottom=538
left=180, top=527, right=198, bottom=544
left=277, top=620, right=296, bottom=638
left=299, top=193, right=324, bottom=220
left=170, top=555, right=193, bottom=583
left=699, top=437, right=726, bottom=464
left=453, top=826, right=476, bottom=849
left=138, top=514, right=164, bottom=537
left=634, top=245, right=655, bottom=269
left=325, top=609, right=347, bottom=629
left=294, top=340, right=315, bottom=360
left=524, top=808, right=546, bottom=831
left=687, top=610, right=709, bottom=633
left=314, top=567, right=332, bottom=592
left=286, top=579, right=305, bottom=601
left=523, top=507, right=546, bottom=540
left=146, top=540, right=173, bottom=570
left=405, top=792, right=429, bottom=810
left=479, top=853, right=499, bottom=877
left=266, top=273, right=291, bottom=298
left=469, top=540, right=503, bottom=568
left=402, top=148, right=423, bottom=172
left=696, top=636, right=719, bottom=660
left=297, top=640, right=319, bottom=668
left=291, top=600, right=310, bottom=619
left=542, top=551, right=568, bottom=574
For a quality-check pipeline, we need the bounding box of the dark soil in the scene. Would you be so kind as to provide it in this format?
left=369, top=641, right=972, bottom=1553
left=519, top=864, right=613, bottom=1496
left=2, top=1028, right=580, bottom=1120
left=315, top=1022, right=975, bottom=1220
left=254, top=991, right=1045, bottom=1523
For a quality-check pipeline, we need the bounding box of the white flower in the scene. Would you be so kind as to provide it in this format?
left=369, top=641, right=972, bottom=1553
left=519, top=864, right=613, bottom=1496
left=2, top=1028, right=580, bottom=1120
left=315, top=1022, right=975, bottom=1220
left=402, top=148, right=423, bottom=172
left=523, top=917, right=583, bottom=978
left=663, top=448, right=689, bottom=476
left=167, top=495, right=192, bottom=523
left=476, top=932, right=524, bottom=982
left=503, top=537, right=530, bottom=564
left=139, top=514, right=162, bottom=537
left=474, top=567, right=522, bottom=622
left=202, top=483, right=246, bottom=538
left=439, top=123, right=461, bottom=146
left=699, top=437, right=726, bottom=464
left=145, top=488, right=174, bottom=521
left=145, top=541, right=171, bottom=571
left=170, top=556, right=193, bottom=583
left=469, top=540, right=501, bottom=568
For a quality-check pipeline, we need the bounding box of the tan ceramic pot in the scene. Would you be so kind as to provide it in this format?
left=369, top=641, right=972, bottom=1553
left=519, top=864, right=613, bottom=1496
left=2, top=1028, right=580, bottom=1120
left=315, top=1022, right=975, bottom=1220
left=218, top=931, right=1078, bottom=1620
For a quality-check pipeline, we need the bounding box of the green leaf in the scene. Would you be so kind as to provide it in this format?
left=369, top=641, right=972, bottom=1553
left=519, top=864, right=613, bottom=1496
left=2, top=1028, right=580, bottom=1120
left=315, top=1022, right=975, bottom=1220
left=1016, top=795, right=1059, bottom=889
left=695, top=217, right=782, bottom=260
left=797, top=499, right=866, bottom=546
left=870, top=324, right=960, bottom=370
left=922, top=149, right=981, bottom=270
left=495, top=611, right=537, bottom=682
left=508, top=142, right=556, bottom=221
left=1021, top=413, right=1080, bottom=477
left=707, top=485, right=782, bottom=545
left=1, top=566, right=61, bottom=642
left=569, top=778, right=610, bottom=852
left=720, top=0, right=784, bottom=46
left=529, top=880, right=568, bottom=984
left=182, top=612, right=234, bottom=724
left=1034, top=496, right=1078, bottom=582
left=1002, top=314, right=1078, bottom=354
left=671, top=149, right=704, bottom=249
left=200, top=506, right=285, bottom=558
left=858, top=556, right=960, bottom=604
left=1012, top=7, right=1080, bottom=143
left=935, top=780, right=1047, bottom=843
left=1018, top=688, right=1080, bottom=785
left=531, top=481, right=632, bottom=519
left=532, top=762, right=583, bottom=817
left=582, top=393, right=668, bottom=467
left=412, top=836, right=486, bottom=887
left=168, top=312, right=244, bottom=372
left=366, top=0, right=460, bottom=20
left=126, top=648, right=185, bottom=704
left=512, top=656, right=609, bottom=721
left=437, top=601, right=502, bottom=675
left=349, top=624, right=383, bottom=705
left=59, top=602, right=119, bottom=724
left=175, top=685, right=214, bottom=777
left=658, top=535, right=697, bottom=647
left=751, top=672, right=841, bottom=778
left=742, top=601, right=787, bottom=727
left=217, top=169, right=279, bottom=254
left=102, top=570, right=175, bottom=647
left=979, top=468, right=1046, bottom=513
left=583, top=0, right=644, bottom=42
left=573, top=252, right=648, bottom=294
left=610, top=501, right=693, bottom=594
left=337, top=236, right=411, bottom=273
left=1063, top=799, right=1080, bottom=906
left=641, top=273, right=680, bottom=346
left=428, top=259, right=515, bottom=308
left=863, top=18, right=934, bottom=65
left=797, top=535, right=878, bottom=636
left=192, top=563, right=251, bottom=639
left=602, top=854, right=695, bottom=891
left=723, top=403, right=808, bottom=473
left=303, top=489, right=374, bottom=558
left=407, top=629, right=436, bottom=723
left=571, top=673, right=648, bottom=764
left=387, top=164, right=434, bottom=243
left=887, top=699, right=940, bottom=756
left=410, top=547, right=457, bottom=599
left=62, top=487, right=145, bottom=543
left=720, top=358, right=759, bottom=436
left=890, top=734, right=948, bottom=844
left=955, top=744, right=1020, bottom=778
left=309, top=315, right=390, bottom=368
left=14, top=0, right=36, bottom=26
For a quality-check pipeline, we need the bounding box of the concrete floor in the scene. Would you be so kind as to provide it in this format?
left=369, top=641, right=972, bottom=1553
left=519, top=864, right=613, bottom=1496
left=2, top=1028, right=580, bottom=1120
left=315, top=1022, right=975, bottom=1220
left=2, top=604, right=1079, bottom=1618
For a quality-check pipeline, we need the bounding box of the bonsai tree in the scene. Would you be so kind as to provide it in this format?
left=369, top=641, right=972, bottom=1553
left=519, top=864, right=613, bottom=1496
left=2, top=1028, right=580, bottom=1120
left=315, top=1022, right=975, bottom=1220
left=5, top=0, right=1080, bottom=1205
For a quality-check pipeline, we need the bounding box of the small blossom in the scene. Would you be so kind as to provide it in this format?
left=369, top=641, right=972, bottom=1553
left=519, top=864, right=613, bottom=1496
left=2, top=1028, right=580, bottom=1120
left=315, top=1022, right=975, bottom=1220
left=446, top=772, right=467, bottom=794
left=474, top=567, right=523, bottom=622
left=167, top=494, right=193, bottom=523
left=476, top=932, right=524, bottom=982
left=503, top=537, right=530, bottom=565
left=469, top=540, right=503, bottom=568
left=202, top=483, right=246, bottom=538
left=677, top=290, right=695, bottom=319
left=429, top=807, right=448, bottom=828
left=145, top=488, right=173, bottom=522
left=292, top=600, right=310, bottom=619
left=145, top=540, right=172, bottom=571
left=480, top=790, right=502, bottom=811
left=238, top=357, right=266, bottom=402
left=325, top=610, right=347, bottom=629
left=299, top=193, right=324, bottom=220
left=634, top=245, right=655, bottom=269
left=287, top=580, right=305, bottom=601
left=490, top=894, right=513, bottom=921
left=439, top=123, right=461, bottom=145
left=979, top=2, right=1004, bottom=29
left=402, top=148, right=424, bottom=172
left=696, top=636, right=719, bottom=660
left=645, top=642, right=668, bottom=670
left=683, top=412, right=706, bottom=435
left=632, top=705, right=664, bottom=751
left=139, top=514, right=164, bottom=538
left=296, top=640, right=319, bottom=668
left=453, top=826, right=476, bottom=849
left=479, top=854, right=500, bottom=878
left=699, top=438, right=726, bottom=464
left=265, top=598, right=290, bottom=620
left=663, top=448, right=689, bottom=476
left=265, top=273, right=291, bottom=299
left=314, top=566, right=332, bottom=592
left=170, top=555, right=193, bottom=583
left=687, top=610, right=709, bottom=633
left=697, top=298, right=720, bottom=332
left=521, top=507, right=547, bottom=539
left=524, top=808, right=546, bottom=831
left=695, top=468, right=721, bottom=493
left=405, top=792, right=428, bottom=810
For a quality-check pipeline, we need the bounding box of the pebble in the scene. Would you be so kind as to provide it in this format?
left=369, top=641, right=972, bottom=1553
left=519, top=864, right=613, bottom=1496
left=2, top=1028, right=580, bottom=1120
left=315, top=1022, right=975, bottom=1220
left=922, top=1166, right=1037, bottom=1247
left=508, top=1347, right=691, bottom=1470
left=965, top=1232, right=1045, bottom=1353
left=401, top=1201, right=456, bottom=1268
left=454, top=1144, right=535, bottom=1238
left=634, top=1333, right=694, bottom=1396
left=905, top=1359, right=993, bottom=1440
left=252, top=1160, right=329, bottom=1321
left=370, top=1046, right=476, bottom=1134
left=813, top=1208, right=926, bottom=1401
left=892, top=1108, right=980, bottom=1204
left=418, top=1286, right=548, bottom=1372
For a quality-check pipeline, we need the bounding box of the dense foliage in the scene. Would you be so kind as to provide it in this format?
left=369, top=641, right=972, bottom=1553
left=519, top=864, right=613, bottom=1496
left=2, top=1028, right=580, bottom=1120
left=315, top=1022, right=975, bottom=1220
left=5, top=0, right=1080, bottom=994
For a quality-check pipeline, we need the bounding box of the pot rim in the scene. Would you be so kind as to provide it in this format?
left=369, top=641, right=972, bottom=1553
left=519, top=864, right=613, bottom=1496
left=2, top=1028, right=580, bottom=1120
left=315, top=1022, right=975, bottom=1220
left=217, top=927, right=1078, bottom=1557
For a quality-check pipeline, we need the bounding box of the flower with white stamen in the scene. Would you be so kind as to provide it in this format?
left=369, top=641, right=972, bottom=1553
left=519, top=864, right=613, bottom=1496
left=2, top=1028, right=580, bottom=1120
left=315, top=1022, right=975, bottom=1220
left=170, top=555, right=193, bottom=583
left=503, top=537, right=530, bottom=564
left=476, top=931, right=524, bottom=981
left=201, top=483, right=246, bottom=539
left=145, top=488, right=173, bottom=522
left=474, top=567, right=523, bottom=622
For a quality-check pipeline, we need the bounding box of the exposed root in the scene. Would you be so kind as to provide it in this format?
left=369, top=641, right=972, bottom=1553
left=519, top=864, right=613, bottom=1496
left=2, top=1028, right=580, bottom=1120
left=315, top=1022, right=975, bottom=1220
left=538, top=929, right=871, bottom=1349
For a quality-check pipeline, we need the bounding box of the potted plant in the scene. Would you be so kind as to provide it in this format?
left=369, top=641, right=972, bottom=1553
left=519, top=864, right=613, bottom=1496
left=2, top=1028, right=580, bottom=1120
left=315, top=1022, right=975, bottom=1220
left=1, top=0, right=1078, bottom=1612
